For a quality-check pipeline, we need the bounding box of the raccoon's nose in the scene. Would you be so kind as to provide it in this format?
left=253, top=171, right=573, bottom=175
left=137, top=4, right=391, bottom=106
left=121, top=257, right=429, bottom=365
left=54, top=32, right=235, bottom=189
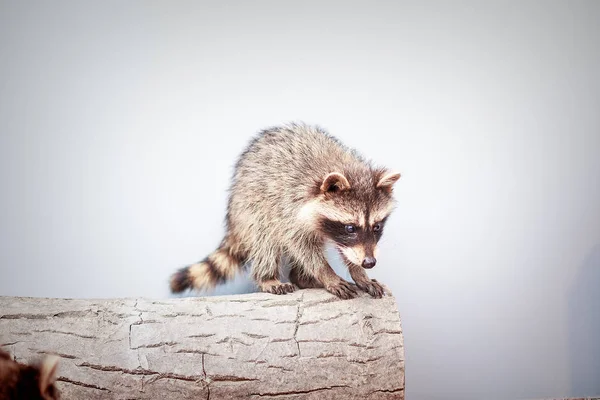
left=362, top=257, right=377, bottom=269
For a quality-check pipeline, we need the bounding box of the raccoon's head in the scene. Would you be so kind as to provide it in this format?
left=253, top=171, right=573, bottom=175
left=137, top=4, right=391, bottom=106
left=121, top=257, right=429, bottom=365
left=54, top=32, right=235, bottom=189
left=301, top=167, right=401, bottom=269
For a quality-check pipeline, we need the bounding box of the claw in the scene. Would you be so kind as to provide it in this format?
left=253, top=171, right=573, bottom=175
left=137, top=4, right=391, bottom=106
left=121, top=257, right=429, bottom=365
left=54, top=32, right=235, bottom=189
left=282, top=283, right=296, bottom=293
left=357, top=279, right=385, bottom=298
left=267, top=283, right=296, bottom=295
left=326, top=279, right=358, bottom=300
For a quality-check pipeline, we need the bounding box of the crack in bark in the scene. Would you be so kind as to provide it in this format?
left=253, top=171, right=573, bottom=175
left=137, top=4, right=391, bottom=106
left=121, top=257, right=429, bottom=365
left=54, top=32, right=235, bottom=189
left=79, top=362, right=205, bottom=384
left=242, top=332, right=269, bottom=339
left=129, top=299, right=142, bottom=351
left=243, top=359, right=292, bottom=372
left=1, top=310, right=129, bottom=320
left=274, top=320, right=295, bottom=325
left=57, top=377, right=111, bottom=392
left=269, top=338, right=293, bottom=343
left=266, top=365, right=293, bottom=372
left=176, top=350, right=218, bottom=356
left=32, top=329, right=98, bottom=339
left=372, top=329, right=403, bottom=335
left=208, top=314, right=246, bottom=319
left=349, top=355, right=385, bottom=364
left=297, top=320, right=319, bottom=326
left=216, top=336, right=252, bottom=347
left=1, top=313, right=49, bottom=320
left=161, top=312, right=207, bottom=318
left=211, top=375, right=259, bottom=382
left=52, top=310, right=96, bottom=318
left=131, top=319, right=160, bottom=325
left=297, top=338, right=349, bottom=344
left=370, top=388, right=405, bottom=395
left=36, top=350, right=77, bottom=359
left=149, top=301, right=172, bottom=306
left=131, top=341, right=177, bottom=349
left=292, top=292, right=304, bottom=357
left=145, top=372, right=204, bottom=383
left=202, top=353, right=210, bottom=400
left=314, top=353, right=345, bottom=359
left=227, top=298, right=270, bottom=303
left=249, top=384, right=351, bottom=397
left=79, top=362, right=157, bottom=376
left=1, top=341, right=22, bottom=346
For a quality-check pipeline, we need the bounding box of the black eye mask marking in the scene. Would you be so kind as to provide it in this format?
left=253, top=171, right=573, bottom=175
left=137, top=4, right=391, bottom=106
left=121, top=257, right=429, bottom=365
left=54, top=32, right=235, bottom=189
left=319, top=217, right=388, bottom=247
left=319, top=219, right=359, bottom=246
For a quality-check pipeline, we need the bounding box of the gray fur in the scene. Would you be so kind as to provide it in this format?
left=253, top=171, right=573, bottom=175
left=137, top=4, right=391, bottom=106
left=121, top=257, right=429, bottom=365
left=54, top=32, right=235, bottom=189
left=170, top=122, right=401, bottom=299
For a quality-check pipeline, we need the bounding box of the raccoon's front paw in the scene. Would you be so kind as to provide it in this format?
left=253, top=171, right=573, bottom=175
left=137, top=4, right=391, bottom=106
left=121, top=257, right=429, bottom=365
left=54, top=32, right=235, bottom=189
left=326, top=280, right=358, bottom=300
left=356, top=278, right=385, bottom=298
left=262, top=282, right=296, bottom=295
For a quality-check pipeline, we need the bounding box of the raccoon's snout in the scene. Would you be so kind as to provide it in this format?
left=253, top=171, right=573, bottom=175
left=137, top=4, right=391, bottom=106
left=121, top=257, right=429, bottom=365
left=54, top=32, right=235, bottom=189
left=362, top=256, right=376, bottom=269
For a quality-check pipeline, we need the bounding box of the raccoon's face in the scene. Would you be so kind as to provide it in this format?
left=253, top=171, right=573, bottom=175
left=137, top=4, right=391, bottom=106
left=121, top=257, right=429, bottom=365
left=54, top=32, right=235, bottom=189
left=301, top=168, right=400, bottom=269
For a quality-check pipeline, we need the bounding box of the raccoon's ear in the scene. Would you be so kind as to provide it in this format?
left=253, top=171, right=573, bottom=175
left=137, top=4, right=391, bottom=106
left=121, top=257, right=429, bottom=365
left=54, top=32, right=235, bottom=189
left=376, top=171, right=401, bottom=193
left=320, top=172, right=351, bottom=194
left=39, top=355, right=59, bottom=394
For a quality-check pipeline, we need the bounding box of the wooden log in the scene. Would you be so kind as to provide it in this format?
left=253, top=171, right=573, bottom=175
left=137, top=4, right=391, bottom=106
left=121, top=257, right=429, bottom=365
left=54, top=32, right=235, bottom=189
left=0, top=288, right=405, bottom=399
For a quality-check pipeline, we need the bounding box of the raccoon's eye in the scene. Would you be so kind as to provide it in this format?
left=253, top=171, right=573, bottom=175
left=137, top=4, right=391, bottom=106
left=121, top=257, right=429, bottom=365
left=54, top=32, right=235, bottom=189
left=345, top=225, right=356, bottom=234
left=373, top=223, right=382, bottom=232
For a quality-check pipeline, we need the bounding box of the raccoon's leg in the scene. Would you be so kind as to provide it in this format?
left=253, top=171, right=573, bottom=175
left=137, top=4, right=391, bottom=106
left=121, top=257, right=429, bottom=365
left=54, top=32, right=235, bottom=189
left=251, top=252, right=296, bottom=295
left=286, top=243, right=357, bottom=299
left=346, top=263, right=385, bottom=298
left=313, top=261, right=359, bottom=299
left=297, top=255, right=358, bottom=299
left=289, top=259, right=323, bottom=289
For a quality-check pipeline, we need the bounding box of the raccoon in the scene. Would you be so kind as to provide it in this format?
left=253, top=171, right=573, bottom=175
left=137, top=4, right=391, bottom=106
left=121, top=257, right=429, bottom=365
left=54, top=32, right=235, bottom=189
left=0, top=348, right=60, bottom=400
left=170, top=122, right=401, bottom=299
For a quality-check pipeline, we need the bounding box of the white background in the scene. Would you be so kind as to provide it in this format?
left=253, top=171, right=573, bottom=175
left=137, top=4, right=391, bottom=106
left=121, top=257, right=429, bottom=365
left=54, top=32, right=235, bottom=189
left=1, top=1, right=599, bottom=399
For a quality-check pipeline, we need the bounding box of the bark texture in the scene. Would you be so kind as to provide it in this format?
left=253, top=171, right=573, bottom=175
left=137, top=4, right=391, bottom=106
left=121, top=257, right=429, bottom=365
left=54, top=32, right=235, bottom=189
left=0, top=288, right=405, bottom=399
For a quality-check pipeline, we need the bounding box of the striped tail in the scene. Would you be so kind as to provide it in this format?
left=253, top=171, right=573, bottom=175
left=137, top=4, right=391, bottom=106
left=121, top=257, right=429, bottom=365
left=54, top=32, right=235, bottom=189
left=170, top=242, right=245, bottom=293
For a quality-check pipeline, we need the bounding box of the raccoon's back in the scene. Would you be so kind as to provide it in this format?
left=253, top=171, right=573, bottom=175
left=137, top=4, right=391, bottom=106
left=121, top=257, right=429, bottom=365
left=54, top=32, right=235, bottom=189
left=231, top=123, right=360, bottom=208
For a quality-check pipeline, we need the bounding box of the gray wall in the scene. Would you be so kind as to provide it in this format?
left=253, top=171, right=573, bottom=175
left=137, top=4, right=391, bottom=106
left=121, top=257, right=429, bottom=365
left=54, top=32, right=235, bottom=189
left=1, top=1, right=599, bottom=399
